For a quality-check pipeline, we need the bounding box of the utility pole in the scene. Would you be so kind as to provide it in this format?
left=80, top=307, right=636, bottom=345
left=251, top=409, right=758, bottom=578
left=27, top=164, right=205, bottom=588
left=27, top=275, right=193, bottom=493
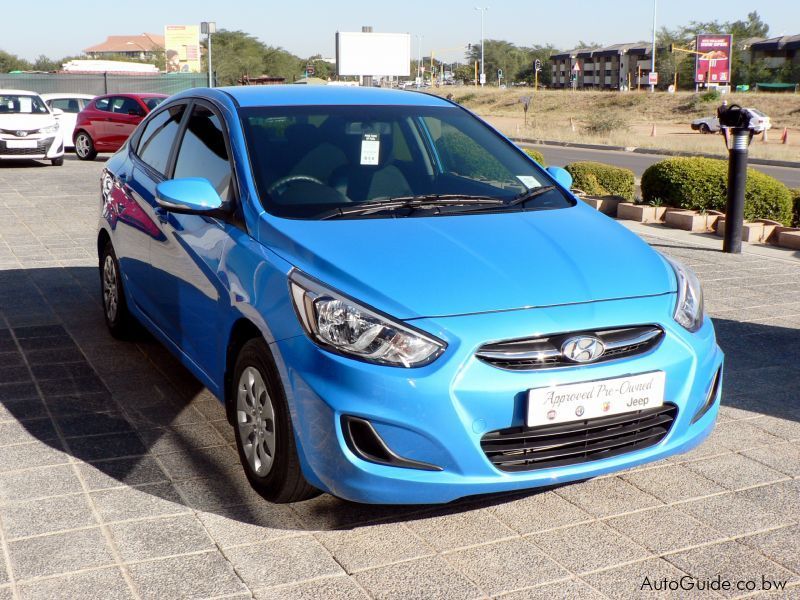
left=650, top=0, right=657, bottom=92
left=475, top=6, right=488, bottom=86
left=416, top=35, right=423, bottom=87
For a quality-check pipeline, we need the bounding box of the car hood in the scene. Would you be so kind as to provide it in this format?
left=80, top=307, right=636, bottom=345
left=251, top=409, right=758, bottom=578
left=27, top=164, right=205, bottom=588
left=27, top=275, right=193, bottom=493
left=0, top=114, right=57, bottom=131
left=260, top=203, right=676, bottom=319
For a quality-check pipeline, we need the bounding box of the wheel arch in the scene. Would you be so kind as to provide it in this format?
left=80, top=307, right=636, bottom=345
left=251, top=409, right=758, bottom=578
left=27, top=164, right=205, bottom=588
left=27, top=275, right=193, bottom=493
left=97, top=228, right=111, bottom=263
left=224, top=318, right=269, bottom=424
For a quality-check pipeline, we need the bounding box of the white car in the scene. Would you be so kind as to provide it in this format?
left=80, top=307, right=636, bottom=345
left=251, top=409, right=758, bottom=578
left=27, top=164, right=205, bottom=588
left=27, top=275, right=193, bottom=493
left=0, top=89, right=65, bottom=166
left=41, top=93, right=95, bottom=150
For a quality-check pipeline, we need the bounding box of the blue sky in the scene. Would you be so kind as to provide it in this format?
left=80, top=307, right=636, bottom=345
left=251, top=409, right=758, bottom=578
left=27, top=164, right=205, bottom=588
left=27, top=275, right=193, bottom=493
left=6, top=0, right=799, bottom=61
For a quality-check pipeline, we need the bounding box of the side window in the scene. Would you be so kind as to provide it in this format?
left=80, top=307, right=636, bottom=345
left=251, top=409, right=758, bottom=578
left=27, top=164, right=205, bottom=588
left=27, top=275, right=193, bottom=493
left=173, top=105, right=232, bottom=201
left=136, top=104, right=186, bottom=176
left=112, top=97, right=141, bottom=115
left=95, top=98, right=111, bottom=112
left=50, top=99, right=81, bottom=113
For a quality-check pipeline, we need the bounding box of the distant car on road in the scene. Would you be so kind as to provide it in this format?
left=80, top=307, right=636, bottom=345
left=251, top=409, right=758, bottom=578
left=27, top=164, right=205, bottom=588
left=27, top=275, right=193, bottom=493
left=691, top=108, right=771, bottom=134
left=73, top=93, right=166, bottom=161
left=41, top=93, right=95, bottom=150
left=0, top=89, right=65, bottom=166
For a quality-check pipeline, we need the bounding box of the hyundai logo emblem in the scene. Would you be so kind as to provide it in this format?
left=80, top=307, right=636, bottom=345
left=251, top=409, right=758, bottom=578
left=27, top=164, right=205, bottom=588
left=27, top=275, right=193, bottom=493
left=561, top=336, right=605, bottom=363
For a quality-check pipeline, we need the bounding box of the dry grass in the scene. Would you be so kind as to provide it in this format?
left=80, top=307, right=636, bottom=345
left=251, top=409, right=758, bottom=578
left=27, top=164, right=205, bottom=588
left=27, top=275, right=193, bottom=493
left=432, top=87, right=800, bottom=161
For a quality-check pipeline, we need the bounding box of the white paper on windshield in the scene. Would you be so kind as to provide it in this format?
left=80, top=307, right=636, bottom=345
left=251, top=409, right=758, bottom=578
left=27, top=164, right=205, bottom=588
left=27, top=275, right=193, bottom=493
left=360, top=133, right=380, bottom=165
left=516, top=175, right=540, bottom=189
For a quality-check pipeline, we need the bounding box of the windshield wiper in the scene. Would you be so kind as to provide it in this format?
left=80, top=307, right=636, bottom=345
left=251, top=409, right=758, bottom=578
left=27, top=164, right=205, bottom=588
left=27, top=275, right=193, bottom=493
left=506, top=185, right=558, bottom=207
left=319, top=194, right=504, bottom=220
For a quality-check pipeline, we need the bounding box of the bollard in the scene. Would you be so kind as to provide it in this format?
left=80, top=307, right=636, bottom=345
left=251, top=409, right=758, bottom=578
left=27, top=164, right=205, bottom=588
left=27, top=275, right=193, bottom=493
left=723, top=128, right=751, bottom=254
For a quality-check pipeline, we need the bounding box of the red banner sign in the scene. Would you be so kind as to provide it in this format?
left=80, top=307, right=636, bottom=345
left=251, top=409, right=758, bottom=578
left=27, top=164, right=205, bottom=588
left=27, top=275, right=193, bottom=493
left=695, top=34, right=732, bottom=84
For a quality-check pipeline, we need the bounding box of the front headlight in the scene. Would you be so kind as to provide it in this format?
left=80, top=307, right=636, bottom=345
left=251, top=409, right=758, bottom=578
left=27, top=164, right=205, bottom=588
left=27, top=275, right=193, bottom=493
left=39, top=123, right=59, bottom=134
left=664, top=256, right=704, bottom=332
left=289, top=270, right=445, bottom=367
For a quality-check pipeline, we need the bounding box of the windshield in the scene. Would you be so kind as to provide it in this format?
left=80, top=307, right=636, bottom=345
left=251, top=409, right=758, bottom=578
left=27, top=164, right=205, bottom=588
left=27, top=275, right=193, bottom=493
left=0, top=94, right=49, bottom=115
left=240, top=104, right=572, bottom=219
left=143, top=97, right=165, bottom=111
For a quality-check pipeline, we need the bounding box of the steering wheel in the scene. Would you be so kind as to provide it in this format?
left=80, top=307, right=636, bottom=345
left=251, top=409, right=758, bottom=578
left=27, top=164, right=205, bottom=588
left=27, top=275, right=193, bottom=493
left=267, top=174, right=325, bottom=195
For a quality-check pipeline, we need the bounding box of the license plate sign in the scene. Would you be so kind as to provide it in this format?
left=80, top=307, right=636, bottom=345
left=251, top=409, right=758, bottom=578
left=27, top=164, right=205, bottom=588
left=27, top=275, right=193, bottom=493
left=527, top=371, right=665, bottom=427
left=6, top=140, right=38, bottom=149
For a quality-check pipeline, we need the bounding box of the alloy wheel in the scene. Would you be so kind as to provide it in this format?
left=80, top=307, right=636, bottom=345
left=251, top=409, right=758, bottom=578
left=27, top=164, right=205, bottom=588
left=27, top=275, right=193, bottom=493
left=102, top=255, right=118, bottom=322
left=237, top=366, right=277, bottom=476
left=75, top=134, right=90, bottom=157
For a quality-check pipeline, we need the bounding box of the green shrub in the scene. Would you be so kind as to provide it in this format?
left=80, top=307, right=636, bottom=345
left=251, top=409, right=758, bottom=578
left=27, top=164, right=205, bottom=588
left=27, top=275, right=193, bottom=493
left=700, top=89, right=720, bottom=103
left=564, top=161, right=635, bottom=201
left=641, top=157, right=794, bottom=225
left=791, top=188, right=800, bottom=227
left=584, top=114, right=629, bottom=135
left=522, top=148, right=546, bottom=166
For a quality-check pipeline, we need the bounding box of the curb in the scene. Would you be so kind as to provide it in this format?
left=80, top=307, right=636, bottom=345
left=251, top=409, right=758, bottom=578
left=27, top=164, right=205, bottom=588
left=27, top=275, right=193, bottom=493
left=512, top=137, right=800, bottom=169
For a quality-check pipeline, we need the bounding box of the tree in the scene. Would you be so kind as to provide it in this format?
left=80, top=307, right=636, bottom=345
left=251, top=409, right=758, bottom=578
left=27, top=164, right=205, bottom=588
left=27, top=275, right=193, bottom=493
left=201, top=30, right=304, bottom=85
left=0, top=49, right=32, bottom=72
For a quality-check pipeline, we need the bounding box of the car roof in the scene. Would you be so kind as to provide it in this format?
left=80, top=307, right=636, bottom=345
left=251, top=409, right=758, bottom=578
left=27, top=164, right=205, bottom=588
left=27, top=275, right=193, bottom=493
left=40, top=93, right=96, bottom=100
left=220, top=85, right=452, bottom=108
left=93, top=92, right=168, bottom=99
left=0, top=89, right=43, bottom=97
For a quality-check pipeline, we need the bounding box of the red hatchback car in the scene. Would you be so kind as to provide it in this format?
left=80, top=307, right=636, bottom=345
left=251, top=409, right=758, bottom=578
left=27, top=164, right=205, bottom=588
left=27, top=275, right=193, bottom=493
left=73, top=93, right=166, bottom=160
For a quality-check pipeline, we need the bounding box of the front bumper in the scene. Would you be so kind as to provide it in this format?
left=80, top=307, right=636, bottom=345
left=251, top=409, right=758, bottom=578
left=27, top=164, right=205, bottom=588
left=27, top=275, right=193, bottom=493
left=0, top=133, right=64, bottom=160
left=274, top=293, right=723, bottom=504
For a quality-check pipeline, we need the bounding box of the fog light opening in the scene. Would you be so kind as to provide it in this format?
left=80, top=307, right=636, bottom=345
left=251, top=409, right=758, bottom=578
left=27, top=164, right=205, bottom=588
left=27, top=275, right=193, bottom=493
left=341, top=416, right=442, bottom=472
left=691, top=367, right=722, bottom=424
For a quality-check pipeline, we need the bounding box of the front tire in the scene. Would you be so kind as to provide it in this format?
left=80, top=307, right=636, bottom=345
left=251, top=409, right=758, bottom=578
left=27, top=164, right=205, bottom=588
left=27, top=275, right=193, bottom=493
left=700, top=124, right=711, bottom=134
left=75, top=132, right=97, bottom=160
left=232, top=338, right=319, bottom=503
left=100, top=240, right=135, bottom=339
left=51, top=157, right=64, bottom=166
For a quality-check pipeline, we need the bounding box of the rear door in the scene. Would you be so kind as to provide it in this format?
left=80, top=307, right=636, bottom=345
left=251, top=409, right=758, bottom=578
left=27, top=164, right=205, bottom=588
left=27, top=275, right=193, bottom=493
left=113, top=103, right=188, bottom=318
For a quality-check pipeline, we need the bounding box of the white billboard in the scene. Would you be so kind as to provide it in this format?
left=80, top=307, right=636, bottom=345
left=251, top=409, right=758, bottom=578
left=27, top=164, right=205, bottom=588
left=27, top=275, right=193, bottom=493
left=336, top=32, right=411, bottom=77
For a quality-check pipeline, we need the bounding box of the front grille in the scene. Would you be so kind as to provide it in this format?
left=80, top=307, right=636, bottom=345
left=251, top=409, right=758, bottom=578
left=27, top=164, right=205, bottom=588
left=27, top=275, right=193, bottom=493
left=476, top=325, right=663, bottom=370
left=0, top=138, right=50, bottom=156
left=481, top=403, right=677, bottom=472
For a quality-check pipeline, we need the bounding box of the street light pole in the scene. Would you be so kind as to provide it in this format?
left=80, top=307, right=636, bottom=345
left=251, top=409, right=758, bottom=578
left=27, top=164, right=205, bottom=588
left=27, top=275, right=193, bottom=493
left=475, top=7, right=488, bottom=87
left=201, top=21, right=216, bottom=88
left=416, top=35, right=423, bottom=87
left=650, top=0, right=657, bottom=92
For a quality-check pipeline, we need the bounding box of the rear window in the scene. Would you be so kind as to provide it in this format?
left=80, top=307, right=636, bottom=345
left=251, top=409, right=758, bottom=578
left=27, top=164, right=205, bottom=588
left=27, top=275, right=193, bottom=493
left=143, top=97, right=165, bottom=111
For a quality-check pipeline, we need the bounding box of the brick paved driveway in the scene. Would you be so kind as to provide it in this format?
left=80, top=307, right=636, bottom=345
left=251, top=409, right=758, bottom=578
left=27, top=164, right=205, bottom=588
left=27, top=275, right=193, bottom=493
left=0, top=157, right=798, bottom=600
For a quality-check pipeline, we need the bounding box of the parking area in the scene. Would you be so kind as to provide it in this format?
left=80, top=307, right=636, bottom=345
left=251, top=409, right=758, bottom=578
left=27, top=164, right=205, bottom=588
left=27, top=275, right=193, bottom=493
left=0, top=156, right=798, bottom=600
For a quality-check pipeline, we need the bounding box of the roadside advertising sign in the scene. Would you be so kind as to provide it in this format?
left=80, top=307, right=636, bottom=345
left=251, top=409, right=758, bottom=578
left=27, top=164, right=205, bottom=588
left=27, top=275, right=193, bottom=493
left=695, top=34, right=732, bottom=83
left=165, top=25, right=202, bottom=73
left=648, top=72, right=658, bottom=85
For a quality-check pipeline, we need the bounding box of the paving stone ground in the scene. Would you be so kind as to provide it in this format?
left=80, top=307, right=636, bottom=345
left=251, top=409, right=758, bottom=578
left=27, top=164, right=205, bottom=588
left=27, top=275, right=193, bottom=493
left=0, top=156, right=798, bottom=599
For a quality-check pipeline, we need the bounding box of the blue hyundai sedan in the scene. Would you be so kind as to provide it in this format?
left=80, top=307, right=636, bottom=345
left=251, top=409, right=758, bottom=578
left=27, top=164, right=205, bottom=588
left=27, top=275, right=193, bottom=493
left=97, top=85, right=723, bottom=504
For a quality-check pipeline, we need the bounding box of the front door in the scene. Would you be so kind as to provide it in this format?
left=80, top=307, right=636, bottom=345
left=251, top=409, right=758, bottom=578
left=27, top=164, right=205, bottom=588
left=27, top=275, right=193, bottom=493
left=147, top=102, right=239, bottom=380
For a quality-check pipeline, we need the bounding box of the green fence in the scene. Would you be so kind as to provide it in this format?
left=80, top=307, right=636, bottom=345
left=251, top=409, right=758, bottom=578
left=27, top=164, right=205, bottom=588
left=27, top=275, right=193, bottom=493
left=0, top=73, right=211, bottom=96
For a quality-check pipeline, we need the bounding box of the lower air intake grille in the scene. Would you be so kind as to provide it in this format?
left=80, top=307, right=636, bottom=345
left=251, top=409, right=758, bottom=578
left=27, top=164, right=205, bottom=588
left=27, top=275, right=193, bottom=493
left=481, top=403, right=677, bottom=472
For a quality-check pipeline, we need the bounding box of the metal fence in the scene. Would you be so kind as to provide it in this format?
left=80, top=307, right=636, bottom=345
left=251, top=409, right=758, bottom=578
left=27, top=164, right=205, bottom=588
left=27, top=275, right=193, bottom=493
left=0, top=73, right=210, bottom=96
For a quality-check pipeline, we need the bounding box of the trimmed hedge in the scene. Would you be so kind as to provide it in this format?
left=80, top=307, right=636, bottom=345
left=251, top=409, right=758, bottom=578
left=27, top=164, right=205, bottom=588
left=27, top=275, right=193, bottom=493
left=641, top=157, right=794, bottom=225
left=523, top=148, right=546, bottom=166
left=791, top=188, right=800, bottom=227
left=564, top=161, right=635, bottom=201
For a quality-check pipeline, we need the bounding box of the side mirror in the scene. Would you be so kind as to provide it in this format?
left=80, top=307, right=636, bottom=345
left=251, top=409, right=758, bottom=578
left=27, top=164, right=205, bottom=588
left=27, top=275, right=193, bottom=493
left=156, top=178, right=224, bottom=215
left=546, top=166, right=573, bottom=190
left=51, top=108, right=64, bottom=117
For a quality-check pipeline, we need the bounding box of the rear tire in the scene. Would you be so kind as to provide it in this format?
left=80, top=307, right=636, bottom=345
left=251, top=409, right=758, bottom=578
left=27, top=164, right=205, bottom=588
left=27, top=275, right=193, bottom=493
left=100, top=240, right=135, bottom=339
left=232, top=338, right=319, bottom=503
left=51, top=157, right=64, bottom=166
left=75, top=132, right=97, bottom=161
left=700, top=124, right=711, bottom=134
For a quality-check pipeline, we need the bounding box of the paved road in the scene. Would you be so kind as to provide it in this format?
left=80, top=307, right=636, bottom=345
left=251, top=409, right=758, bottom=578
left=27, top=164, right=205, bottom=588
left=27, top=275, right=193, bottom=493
left=521, top=143, right=800, bottom=189
left=0, top=157, right=798, bottom=599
